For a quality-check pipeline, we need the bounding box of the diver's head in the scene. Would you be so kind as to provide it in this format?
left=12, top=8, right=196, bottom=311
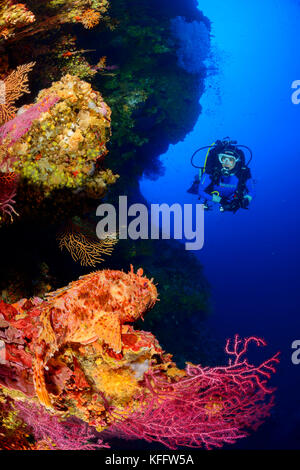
left=218, top=150, right=240, bottom=175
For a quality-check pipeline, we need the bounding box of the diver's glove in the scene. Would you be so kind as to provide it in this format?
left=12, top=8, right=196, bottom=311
left=241, top=195, right=252, bottom=209
left=198, top=197, right=213, bottom=210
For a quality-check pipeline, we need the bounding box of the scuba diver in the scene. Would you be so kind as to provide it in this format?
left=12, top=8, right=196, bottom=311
left=188, top=138, right=254, bottom=213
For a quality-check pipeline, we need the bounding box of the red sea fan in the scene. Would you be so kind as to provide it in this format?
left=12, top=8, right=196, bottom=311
left=15, top=401, right=109, bottom=451
left=106, top=336, right=280, bottom=450
left=0, top=171, right=18, bottom=221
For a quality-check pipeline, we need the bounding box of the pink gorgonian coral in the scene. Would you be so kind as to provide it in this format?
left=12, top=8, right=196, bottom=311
left=0, top=94, right=60, bottom=146
left=15, top=401, right=109, bottom=450
left=0, top=94, right=60, bottom=172
left=106, top=336, right=280, bottom=449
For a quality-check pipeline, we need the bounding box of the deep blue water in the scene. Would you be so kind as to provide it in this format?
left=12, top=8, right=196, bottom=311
left=141, top=0, right=300, bottom=449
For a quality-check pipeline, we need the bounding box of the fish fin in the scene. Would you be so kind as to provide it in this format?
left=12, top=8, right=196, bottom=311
left=95, top=313, right=122, bottom=353
left=33, top=357, right=52, bottom=409
left=45, top=271, right=102, bottom=300
left=45, top=286, right=69, bottom=300
left=81, top=335, right=98, bottom=345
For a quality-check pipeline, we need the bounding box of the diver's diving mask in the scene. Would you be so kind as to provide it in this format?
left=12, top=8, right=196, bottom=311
left=218, top=153, right=239, bottom=167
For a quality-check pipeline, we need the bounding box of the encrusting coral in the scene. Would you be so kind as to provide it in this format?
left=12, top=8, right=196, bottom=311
left=0, top=1, right=35, bottom=42
left=0, top=74, right=118, bottom=225
left=0, top=267, right=280, bottom=450
left=2, top=74, right=113, bottom=193
left=80, top=9, right=102, bottom=29
left=0, top=0, right=110, bottom=44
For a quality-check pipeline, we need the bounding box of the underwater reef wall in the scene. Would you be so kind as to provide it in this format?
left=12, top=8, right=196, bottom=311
left=1, top=0, right=211, bottom=190
left=92, top=0, right=211, bottom=188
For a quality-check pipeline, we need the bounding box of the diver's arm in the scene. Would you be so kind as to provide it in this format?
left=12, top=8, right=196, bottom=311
left=198, top=174, right=213, bottom=202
